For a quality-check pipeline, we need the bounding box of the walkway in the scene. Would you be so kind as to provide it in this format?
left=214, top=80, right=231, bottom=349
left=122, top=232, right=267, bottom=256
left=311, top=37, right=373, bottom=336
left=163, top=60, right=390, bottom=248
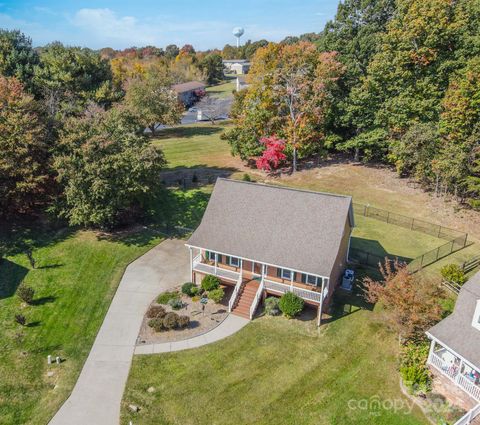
left=134, top=314, right=249, bottom=354
left=49, top=239, right=190, bottom=425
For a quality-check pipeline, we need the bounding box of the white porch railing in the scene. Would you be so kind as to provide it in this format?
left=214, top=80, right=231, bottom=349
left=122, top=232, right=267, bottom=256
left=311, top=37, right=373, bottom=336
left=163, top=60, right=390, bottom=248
left=454, top=403, right=480, bottom=425
left=249, top=278, right=264, bottom=320
left=264, top=279, right=323, bottom=304
left=193, top=256, right=240, bottom=282
left=428, top=351, right=480, bottom=401
left=228, top=275, right=243, bottom=312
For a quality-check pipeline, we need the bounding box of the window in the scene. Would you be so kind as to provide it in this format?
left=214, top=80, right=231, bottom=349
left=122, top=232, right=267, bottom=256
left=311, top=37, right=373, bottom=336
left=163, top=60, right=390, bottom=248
left=281, top=268, right=292, bottom=280
left=207, top=251, right=216, bottom=261
left=473, top=300, right=480, bottom=331
left=229, top=256, right=240, bottom=267
left=301, top=273, right=320, bottom=286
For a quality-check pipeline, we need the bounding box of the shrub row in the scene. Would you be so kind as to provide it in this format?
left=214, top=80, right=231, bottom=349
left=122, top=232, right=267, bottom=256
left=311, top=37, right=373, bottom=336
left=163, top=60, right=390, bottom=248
left=148, top=312, right=190, bottom=332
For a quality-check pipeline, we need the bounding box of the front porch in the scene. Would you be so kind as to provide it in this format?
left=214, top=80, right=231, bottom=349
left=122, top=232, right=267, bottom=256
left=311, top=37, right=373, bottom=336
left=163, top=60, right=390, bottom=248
left=427, top=340, right=480, bottom=402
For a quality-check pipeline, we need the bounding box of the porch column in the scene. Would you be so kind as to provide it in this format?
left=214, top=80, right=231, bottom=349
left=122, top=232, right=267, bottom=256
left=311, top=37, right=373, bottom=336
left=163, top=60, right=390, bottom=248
left=290, top=273, right=293, bottom=290
left=240, top=259, right=243, bottom=276
left=317, top=278, right=326, bottom=327
left=427, top=339, right=435, bottom=363
left=214, top=253, right=218, bottom=274
left=455, top=358, right=465, bottom=384
left=189, top=247, right=193, bottom=282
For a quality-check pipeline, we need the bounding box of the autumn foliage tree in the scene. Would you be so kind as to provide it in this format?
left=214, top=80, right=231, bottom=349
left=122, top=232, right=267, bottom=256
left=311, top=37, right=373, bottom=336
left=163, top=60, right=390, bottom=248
left=255, top=136, right=287, bottom=171
left=363, top=260, right=444, bottom=341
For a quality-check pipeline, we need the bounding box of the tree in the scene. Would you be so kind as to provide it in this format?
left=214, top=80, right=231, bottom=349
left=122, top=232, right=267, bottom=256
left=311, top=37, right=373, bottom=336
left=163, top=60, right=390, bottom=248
left=33, top=42, right=115, bottom=116
left=363, top=260, right=444, bottom=340
left=200, top=53, right=224, bottom=84
left=255, top=136, right=287, bottom=171
left=124, top=68, right=183, bottom=134
left=53, top=105, right=166, bottom=228
left=0, top=29, right=39, bottom=93
left=0, top=77, right=51, bottom=216
left=200, top=95, right=230, bottom=124
left=165, top=44, right=180, bottom=59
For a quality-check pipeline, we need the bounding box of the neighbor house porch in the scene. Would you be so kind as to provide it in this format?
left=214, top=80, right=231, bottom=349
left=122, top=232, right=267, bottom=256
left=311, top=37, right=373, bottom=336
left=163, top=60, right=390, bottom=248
left=427, top=338, right=480, bottom=402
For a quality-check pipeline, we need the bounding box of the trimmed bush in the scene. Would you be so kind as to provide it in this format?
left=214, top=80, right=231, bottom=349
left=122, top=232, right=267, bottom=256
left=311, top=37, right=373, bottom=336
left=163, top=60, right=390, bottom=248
left=278, top=292, right=304, bottom=318
left=208, top=288, right=224, bottom=303
left=146, top=305, right=166, bottom=318
left=440, top=264, right=466, bottom=285
left=201, top=275, right=220, bottom=291
left=157, top=291, right=179, bottom=305
left=168, top=298, right=183, bottom=310
left=15, top=314, right=26, bottom=326
left=163, top=312, right=180, bottom=330
left=264, top=297, right=280, bottom=316
left=148, top=318, right=164, bottom=332
left=17, top=284, right=35, bottom=304
left=181, top=282, right=197, bottom=296
left=242, top=173, right=251, bottom=182
left=178, top=315, right=190, bottom=328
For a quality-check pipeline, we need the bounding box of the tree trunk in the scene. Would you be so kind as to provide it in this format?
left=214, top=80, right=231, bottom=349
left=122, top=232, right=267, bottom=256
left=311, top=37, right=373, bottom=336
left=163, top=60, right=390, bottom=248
left=149, top=124, right=156, bottom=136
left=292, top=147, right=297, bottom=173
left=354, top=147, right=360, bottom=162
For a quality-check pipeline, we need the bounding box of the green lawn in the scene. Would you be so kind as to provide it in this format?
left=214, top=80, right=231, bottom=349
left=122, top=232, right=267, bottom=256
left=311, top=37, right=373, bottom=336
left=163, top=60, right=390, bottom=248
left=121, top=303, right=427, bottom=425
left=206, top=77, right=236, bottom=99
left=153, top=123, right=237, bottom=171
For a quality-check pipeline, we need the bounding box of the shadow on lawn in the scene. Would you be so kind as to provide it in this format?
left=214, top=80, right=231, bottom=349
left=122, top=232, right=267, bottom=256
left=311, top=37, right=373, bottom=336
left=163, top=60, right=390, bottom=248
left=154, top=125, right=224, bottom=140
left=350, top=236, right=412, bottom=265
left=0, top=259, right=29, bottom=299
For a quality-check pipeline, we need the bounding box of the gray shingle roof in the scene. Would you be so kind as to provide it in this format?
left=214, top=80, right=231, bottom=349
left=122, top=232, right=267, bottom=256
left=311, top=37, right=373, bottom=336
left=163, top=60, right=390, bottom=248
left=172, top=81, right=206, bottom=93
left=187, top=178, right=354, bottom=277
left=428, top=271, right=480, bottom=368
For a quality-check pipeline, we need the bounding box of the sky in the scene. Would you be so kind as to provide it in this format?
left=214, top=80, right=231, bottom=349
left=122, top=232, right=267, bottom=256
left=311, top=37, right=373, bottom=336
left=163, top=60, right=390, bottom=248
left=0, top=0, right=339, bottom=50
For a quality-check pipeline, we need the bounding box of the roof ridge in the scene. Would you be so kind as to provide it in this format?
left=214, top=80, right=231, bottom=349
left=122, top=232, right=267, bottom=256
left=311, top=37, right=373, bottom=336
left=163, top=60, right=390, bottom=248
left=216, top=177, right=352, bottom=201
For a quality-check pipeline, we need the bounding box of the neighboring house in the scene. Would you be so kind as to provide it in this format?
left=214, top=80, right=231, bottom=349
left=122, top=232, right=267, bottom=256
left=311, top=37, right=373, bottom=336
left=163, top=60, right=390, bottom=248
left=223, top=59, right=251, bottom=75
left=236, top=75, right=248, bottom=91
left=172, top=81, right=206, bottom=107
left=426, top=271, right=480, bottom=405
left=185, top=178, right=354, bottom=325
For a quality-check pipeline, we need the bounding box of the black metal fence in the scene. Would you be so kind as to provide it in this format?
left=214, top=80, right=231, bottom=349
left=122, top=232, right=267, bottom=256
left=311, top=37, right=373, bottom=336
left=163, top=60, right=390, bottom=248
left=462, top=255, right=480, bottom=274
left=350, top=203, right=469, bottom=272
left=352, top=203, right=467, bottom=242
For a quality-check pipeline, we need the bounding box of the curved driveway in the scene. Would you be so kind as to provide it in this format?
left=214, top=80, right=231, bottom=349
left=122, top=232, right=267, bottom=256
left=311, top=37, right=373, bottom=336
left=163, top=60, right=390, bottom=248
left=49, top=239, right=190, bottom=425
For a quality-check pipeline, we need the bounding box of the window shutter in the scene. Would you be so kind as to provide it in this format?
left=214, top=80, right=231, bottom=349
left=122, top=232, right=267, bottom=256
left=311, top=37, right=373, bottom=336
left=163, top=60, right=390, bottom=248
left=301, top=273, right=306, bottom=283
left=225, top=256, right=230, bottom=264
left=217, top=254, right=222, bottom=263
left=276, top=268, right=281, bottom=278
left=293, top=272, right=297, bottom=281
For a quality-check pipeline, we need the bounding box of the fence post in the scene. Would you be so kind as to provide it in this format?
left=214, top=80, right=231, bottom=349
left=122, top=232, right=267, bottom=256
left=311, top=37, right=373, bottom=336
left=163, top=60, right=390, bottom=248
left=463, top=233, right=468, bottom=248
left=364, top=204, right=368, bottom=217
left=437, top=225, right=442, bottom=238
left=386, top=211, right=390, bottom=224
left=410, top=218, right=415, bottom=230
left=420, top=254, right=424, bottom=268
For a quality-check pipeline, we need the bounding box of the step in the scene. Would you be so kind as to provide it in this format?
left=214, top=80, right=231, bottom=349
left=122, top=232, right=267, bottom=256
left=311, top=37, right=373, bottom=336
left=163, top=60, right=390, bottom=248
left=232, top=310, right=250, bottom=319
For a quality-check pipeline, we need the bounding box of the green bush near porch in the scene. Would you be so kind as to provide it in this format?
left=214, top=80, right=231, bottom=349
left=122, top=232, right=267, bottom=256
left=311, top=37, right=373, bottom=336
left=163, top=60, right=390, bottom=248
left=278, top=292, right=304, bottom=318
left=201, top=274, right=220, bottom=292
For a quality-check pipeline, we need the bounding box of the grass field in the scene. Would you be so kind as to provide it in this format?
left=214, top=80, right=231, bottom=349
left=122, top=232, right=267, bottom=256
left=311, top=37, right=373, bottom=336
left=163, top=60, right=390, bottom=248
left=121, top=306, right=426, bottom=425
left=206, top=77, right=236, bottom=99
left=0, top=228, right=164, bottom=424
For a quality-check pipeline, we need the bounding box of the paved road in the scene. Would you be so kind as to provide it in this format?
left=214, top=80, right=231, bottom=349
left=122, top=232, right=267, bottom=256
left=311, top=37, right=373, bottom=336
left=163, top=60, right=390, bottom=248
left=49, top=239, right=190, bottom=425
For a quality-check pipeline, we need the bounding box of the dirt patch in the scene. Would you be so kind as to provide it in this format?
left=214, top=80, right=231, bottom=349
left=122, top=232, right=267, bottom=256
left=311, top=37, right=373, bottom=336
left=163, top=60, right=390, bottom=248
left=137, top=285, right=233, bottom=344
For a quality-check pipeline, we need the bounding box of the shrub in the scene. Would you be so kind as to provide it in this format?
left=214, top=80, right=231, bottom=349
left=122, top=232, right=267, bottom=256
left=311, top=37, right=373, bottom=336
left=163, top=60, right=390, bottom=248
left=399, top=342, right=431, bottom=393
left=17, top=284, right=35, bottom=304
left=440, top=264, right=466, bottom=285
left=146, top=305, right=166, bottom=318
left=181, top=282, right=197, bottom=297
left=163, top=312, right=179, bottom=330
left=264, top=297, right=280, bottom=316
left=168, top=298, right=183, bottom=310
left=192, top=295, right=201, bottom=302
left=242, top=173, right=251, bottom=182
left=157, top=291, right=179, bottom=305
left=208, top=288, right=224, bottom=303
left=15, top=314, right=26, bottom=326
left=178, top=315, right=190, bottom=328
left=278, top=292, right=304, bottom=318
left=148, top=318, right=164, bottom=332
left=201, top=275, right=220, bottom=291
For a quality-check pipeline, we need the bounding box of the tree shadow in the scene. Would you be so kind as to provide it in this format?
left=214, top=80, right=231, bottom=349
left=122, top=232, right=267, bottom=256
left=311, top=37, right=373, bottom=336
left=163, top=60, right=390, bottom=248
left=0, top=259, right=29, bottom=299
left=349, top=236, right=412, bottom=266
left=26, top=321, right=41, bottom=328
left=155, top=125, right=224, bottom=140
left=31, top=296, right=56, bottom=306
left=38, top=263, right=64, bottom=270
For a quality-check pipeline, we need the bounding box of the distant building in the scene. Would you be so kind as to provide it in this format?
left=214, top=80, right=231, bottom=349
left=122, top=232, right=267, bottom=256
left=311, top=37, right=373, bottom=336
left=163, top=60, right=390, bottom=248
left=172, top=81, right=206, bottom=107
left=223, top=59, right=251, bottom=75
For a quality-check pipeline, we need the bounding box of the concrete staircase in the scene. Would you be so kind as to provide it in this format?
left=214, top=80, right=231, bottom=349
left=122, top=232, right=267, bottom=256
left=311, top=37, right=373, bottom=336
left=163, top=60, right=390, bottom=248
left=231, top=280, right=260, bottom=319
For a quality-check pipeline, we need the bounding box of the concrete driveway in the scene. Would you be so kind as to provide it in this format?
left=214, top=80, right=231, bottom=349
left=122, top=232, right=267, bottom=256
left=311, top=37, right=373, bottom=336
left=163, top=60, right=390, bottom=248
left=49, top=239, right=189, bottom=425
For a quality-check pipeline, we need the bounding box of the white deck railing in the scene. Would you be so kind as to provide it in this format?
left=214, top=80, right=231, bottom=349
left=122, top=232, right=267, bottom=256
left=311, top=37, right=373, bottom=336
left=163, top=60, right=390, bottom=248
left=428, top=351, right=480, bottom=401
left=454, top=403, right=480, bottom=425
left=192, top=257, right=240, bottom=282
left=228, top=275, right=243, bottom=312
left=264, top=279, right=323, bottom=303
left=249, top=278, right=264, bottom=320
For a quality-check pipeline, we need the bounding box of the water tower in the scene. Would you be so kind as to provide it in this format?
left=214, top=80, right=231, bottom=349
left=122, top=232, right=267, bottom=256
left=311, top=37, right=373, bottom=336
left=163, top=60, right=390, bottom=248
left=232, top=27, right=244, bottom=48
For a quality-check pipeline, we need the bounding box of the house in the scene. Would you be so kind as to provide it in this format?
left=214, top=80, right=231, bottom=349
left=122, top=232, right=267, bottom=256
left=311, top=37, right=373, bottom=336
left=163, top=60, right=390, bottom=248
left=236, top=75, right=248, bottom=91
left=185, top=178, right=354, bottom=325
left=426, top=271, right=480, bottom=404
left=223, top=59, right=251, bottom=75
left=172, top=81, right=206, bottom=107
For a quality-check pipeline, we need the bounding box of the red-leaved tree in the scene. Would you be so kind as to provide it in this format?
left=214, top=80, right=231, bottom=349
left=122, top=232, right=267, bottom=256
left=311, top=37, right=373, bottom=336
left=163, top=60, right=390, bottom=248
left=256, top=135, right=287, bottom=171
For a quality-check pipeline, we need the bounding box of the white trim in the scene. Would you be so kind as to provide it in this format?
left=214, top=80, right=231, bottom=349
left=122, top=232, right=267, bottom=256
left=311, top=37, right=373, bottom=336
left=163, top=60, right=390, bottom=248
left=472, top=300, right=480, bottom=331
left=281, top=268, right=293, bottom=280
left=185, top=243, right=329, bottom=282
left=426, top=333, right=480, bottom=373
left=229, top=256, right=240, bottom=267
